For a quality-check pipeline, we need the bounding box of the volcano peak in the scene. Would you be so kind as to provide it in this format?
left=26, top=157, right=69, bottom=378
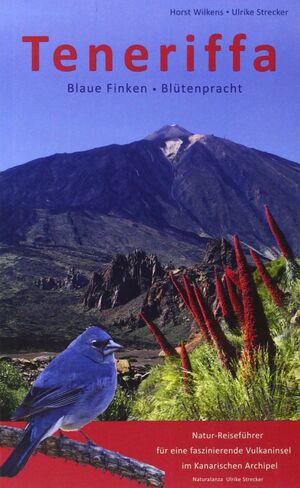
left=144, top=124, right=193, bottom=141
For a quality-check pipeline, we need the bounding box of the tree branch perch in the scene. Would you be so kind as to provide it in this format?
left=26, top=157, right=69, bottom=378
left=0, top=426, right=164, bottom=487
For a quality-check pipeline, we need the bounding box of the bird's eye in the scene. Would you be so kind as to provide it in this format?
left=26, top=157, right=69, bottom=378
left=91, top=339, right=109, bottom=348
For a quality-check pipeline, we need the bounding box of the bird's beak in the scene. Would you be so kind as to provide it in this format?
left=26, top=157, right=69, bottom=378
left=104, top=339, right=124, bottom=355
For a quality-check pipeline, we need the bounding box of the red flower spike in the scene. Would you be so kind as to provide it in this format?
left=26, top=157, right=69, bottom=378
left=250, top=249, right=285, bottom=308
left=180, top=341, right=193, bottom=393
left=224, top=274, right=244, bottom=329
left=140, top=312, right=178, bottom=357
left=215, top=270, right=239, bottom=331
left=170, top=272, right=210, bottom=342
left=181, top=274, right=211, bottom=342
left=169, top=272, right=190, bottom=310
left=264, top=205, right=294, bottom=261
left=233, top=235, right=276, bottom=366
left=182, top=274, right=197, bottom=312
left=193, top=284, right=238, bottom=374
left=223, top=265, right=240, bottom=288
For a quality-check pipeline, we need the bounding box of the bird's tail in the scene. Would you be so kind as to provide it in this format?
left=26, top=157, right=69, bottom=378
left=0, top=423, right=50, bottom=477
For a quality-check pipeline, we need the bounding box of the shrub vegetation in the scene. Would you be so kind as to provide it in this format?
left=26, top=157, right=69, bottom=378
left=132, top=269, right=299, bottom=420
left=0, top=361, right=28, bottom=420
left=132, top=204, right=300, bottom=422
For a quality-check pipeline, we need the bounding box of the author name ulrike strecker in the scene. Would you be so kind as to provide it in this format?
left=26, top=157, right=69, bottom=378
left=67, top=82, right=243, bottom=94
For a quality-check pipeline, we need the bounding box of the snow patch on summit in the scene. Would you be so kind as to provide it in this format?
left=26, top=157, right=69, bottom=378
left=187, top=134, right=206, bottom=149
left=161, top=139, right=183, bottom=160
left=161, top=133, right=207, bottom=160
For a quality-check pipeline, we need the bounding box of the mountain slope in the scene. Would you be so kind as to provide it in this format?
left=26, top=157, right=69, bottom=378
left=0, top=125, right=299, bottom=263
left=0, top=125, right=299, bottom=353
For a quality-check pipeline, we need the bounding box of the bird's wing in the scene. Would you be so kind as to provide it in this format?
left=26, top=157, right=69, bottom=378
left=12, top=384, right=84, bottom=420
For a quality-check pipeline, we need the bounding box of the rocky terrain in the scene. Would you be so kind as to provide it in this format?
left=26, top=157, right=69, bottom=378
left=83, top=250, right=164, bottom=310
left=35, top=266, right=88, bottom=291
left=81, top=238, right=237, bottom=344
left=0, top=238, right=235, bottom=355
left=0, top=125, right=299, bottom=356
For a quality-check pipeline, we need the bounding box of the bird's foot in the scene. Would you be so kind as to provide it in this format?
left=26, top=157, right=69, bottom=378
left=79, top=429, right=97, bottom=448
left=79, top=430, right=100, bottom=463
left=58, top=430, right=67, bottom=451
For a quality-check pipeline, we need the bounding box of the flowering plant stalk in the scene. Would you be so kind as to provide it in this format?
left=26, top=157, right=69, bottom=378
left=170, top=272, right=210, bottom=342
left=223, top=265, right=240, bottom=288
left=233, top=235, right=276, bottom=368
left=215, top=270, right=239, bottom=331
left=180, top=341, right=193, bottom=393
left=193, top=283, right=238, bottom=374
left=169, top=272, right=190, bottom=310
left=249, top=249, right=285, bottom=307
left=264, top=205, right=294, bottom=260
left=224, top=274, right=244, bottom=329
left=139, top=312, right=178, bottom=357
left=181, top=274, right=211, bottom=342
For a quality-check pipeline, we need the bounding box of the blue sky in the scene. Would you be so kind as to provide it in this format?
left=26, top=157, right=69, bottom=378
left=1, top=0, right=299, bottom=170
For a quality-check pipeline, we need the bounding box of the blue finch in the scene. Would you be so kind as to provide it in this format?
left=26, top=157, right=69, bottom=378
left=0, top=326, right=123, bottom=477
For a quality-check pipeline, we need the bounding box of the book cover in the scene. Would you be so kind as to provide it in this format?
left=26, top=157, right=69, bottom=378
left=0, top=1, right=299, bottom=487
